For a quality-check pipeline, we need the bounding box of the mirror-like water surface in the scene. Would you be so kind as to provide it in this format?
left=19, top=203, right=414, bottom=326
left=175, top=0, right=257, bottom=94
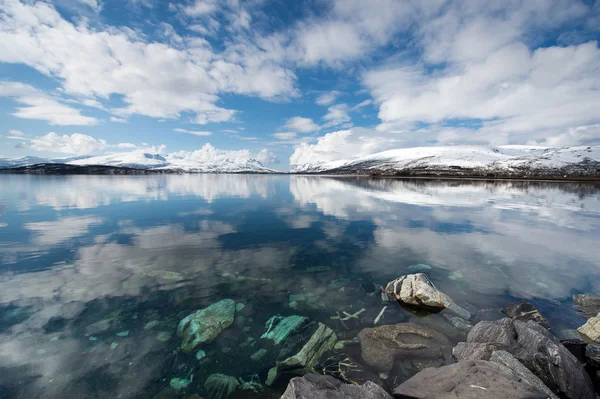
left=0, top=175, right=599, bottom=398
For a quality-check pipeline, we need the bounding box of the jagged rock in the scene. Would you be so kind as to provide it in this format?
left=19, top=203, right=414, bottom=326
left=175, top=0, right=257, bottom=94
left=358, top=323, right=451, bottom=374
left=281, top=374, right=391, bottom=399
left=392, top=360, right=548, bottom=399
left=490, top=350, right=558, bottom=399
left=502, top=300, right=549, bottom=329
left=384, top=273, right=470, bottom=319
left=453, top=318, right=594, bottom=399
left=261, top=315, right=309, bottom=345
left=177, top=299, right=235, bottom=353
left=315, top=350, right=382, bottom=386
left=578, top=313, right=600, bottom=342
left=204, top=374, right=239, bottom=399
left=561, top=339, right=587, bottom=363
left=586, top=343, right=600, bottom=368
left=573, top=294, right=600, bottom=319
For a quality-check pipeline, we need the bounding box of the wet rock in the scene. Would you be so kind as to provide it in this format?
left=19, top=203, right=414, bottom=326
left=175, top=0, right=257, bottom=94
left=177, top=299, right=235, bottom=353
left=196, top=349, right=207, bottom=360
left=502, top=300, right=550, bottom=329
left=573, top=294, right=600, bottom=319
left=410, top=313, right=471, bottom=341
left=578, top=313, right=600, bottom=342
left=250, top=348, right=267, bottom=361
left=261, top=315, right=309, bottom=345
left=490, top=350, right=558, bottom=399
left=315, top=350, right=382, bottom=386
left=393, top=360, right=548, bottom=399
left=204, top=374, right=239, bottom=399
left=384, top=273, right=470, bottom=319
left=586, top=343, right=600, bottom=368
left=170, top=377, right=191, bottom=391
left=276, top=321, right=338, bottom=375
left=358, top=323, right=451, bottom=374
left=144, top=320, right=160, bottom=330
left=281, top=374, right=392, bottom=399
left=156, top=331, right=172, bottom=342
left=454, top=318, right=594, bottom=399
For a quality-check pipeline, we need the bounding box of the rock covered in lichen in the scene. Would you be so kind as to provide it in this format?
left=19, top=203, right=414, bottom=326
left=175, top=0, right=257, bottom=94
left=177, top=299, right=235, bottom=353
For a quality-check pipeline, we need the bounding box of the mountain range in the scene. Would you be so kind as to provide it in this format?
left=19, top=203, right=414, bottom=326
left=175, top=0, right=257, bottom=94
left=1, top=146, right=599, bottom=178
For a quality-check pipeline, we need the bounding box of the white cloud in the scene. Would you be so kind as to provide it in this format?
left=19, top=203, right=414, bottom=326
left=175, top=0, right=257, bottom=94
left=77, top=0, right=102, bottom=12
left=9, top=129, right=24, bottom=136
left=24, top=216, right=104, bottom=246
left=184, top=0, right=219, bottom=17
left=322, top=104, right=351, bottom=128
left=21, top=132, right=108, bottom=155
left=174, top=128, right=212, bottom=136
left=169, top=143, right=277, bottom=165
left=273, top=132, right=296, bottom=140
left=316, top=90, right=341, bottom=106
left=0, top=82, right=98, bottom=126
left=283, top=116, right=320, bottom=133
left=115, top=142, right=137, bottom=149
left=255, top=148, right=278, bottom=165
left=110, top=117, right=128, bottom=123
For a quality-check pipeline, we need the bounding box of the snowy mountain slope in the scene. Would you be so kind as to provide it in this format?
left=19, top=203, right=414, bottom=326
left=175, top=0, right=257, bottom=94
left=0, top=150, right=276, bottom=173
left=291, top=145, right=600, bottom=178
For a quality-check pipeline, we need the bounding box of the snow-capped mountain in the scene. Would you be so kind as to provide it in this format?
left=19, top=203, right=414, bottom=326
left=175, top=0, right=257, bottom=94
left=291, top=145, right=600, bottom=179
left=0, top=150, right=276, bottom=174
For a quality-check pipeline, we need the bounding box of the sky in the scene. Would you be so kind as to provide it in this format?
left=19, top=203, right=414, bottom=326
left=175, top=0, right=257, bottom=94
left=0, top=0, right=600, bottom=170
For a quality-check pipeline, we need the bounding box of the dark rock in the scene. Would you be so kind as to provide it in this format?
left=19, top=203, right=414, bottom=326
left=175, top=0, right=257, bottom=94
left=358, top=323, right=451, bottom=374
left=586, top=343, right=600, bottom=369
left=453, top=318, right=594, bottom=399
left=392, top=360, right=547, bottom=399
left=502, top=300, right=549, bottom=329
left=573, top=294, right=600, bottom=319
left=561, top=339, right=587, bottom=363
left=281, top=374, right=392, bottom=399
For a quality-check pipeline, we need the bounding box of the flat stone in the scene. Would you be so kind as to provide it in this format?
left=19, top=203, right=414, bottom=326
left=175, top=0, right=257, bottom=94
left=358, top=323, right=451, bottom=373
left=176, top=299, right=235, bottom=353
left=573, top=294, right=600, bottom=319
left=261, top=315, right=308, bottom=345
left=578, top=313, right=600, bottom=342
left=490, top=350, right=558, bottom=399
left=502, top=300, right=549, bottom=329
left=281, top=374, right=391, bottom=399
left=393, top=360, right=548, bottom=399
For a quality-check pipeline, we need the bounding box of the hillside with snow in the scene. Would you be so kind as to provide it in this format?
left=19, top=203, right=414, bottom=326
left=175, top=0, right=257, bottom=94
left=0, top=150, right=277, bottom=174
left=291, top=145, right=600, bottom=179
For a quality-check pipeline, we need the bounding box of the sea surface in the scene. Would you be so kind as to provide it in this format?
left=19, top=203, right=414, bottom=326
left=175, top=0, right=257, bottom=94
left=0, top=174, right=599, bottom=398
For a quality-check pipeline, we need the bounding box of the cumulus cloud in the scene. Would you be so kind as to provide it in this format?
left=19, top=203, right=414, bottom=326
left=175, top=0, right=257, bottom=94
left=316, top=90, right=341, bottom=106
left=19, top=132, right=108, bottom=155
left=283, top=116, right=320, bottom=133
left=322, top=104, right=351, bottom=128
left=174, top=128, right=212, bottom=136
left=0, top=82, right=98, bottom=126
left=169, top=143, right=278, bottom=165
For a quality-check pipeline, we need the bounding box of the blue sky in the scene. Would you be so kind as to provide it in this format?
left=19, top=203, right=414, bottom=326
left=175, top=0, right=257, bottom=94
left=1, top=0, right=600, bottom=170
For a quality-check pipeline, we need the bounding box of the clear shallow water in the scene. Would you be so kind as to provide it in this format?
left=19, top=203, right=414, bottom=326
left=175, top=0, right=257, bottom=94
left=0, top=174, right=599, bottom=398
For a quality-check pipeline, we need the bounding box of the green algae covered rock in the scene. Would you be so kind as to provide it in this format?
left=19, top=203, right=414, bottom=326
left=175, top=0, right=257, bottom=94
left=177, top=299, right=235, bottom=353
left=261, top=315, right=309, bottom=345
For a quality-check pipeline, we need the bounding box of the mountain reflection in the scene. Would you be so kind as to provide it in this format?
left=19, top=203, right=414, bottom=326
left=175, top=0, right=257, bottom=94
left=0, top=175, right=599, bottom=398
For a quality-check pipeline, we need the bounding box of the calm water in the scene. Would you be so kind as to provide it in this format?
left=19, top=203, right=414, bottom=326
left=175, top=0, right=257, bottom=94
left=0, top=175, right=599, bottom=398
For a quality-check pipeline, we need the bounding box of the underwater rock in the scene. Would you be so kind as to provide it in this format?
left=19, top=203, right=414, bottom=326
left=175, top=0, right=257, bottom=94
left=574, top=294, right=600, bottom=319
left=204, top=374, right=239, bottom=399
left=454, top=318, right=594, bottom=399
left=407, top=264, right=432, bottom=273
left=177, top=299, right=235, bottom=353
left=116, top=330, right=129, bottom=337
left=261, top=315, right=309, bottom=345
left=578, top=313, right=600, bottom=342
left=85, top=317, right=116, bottom=335
left=276, top=322, right=338, bottom=375
left=265, top=366, right=279, bottom=386
left=250, top=348, right=267, bottom=361
left=170, top=377, right=191, bottom=391
left=289, top=301, right=298, bottom=308
left=410, top=313, right=471, bottom=341
left=384, top=273, right=470, bottom=319
left=393, top=360, right=548, bottom=399
left=281, top=374, right=391, bottom=399
left=235, top=303, right=245, bottom=312
left=490, top=350, right=559, bottom=399
left=502, top=300, right=549, bottom=329
left=196, top=349, right=207, bottom=360
left=358, top=322, right=451, bottom=374
left=315, top=350, right=382, bottom=386
left=156, top=331, right=172, bottom=342
left=144, top=320, right=160, bottom=330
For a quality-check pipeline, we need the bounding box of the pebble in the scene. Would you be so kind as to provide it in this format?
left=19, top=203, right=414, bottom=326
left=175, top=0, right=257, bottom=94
left=144, top=320, right=160, bottom=330
left=116, top=330, right=129, bottom=337
left=236, top=303, right=246, bottom=312
left=89, top=336, right=98, bottom=341
left=156, top=331, right=172, bottom=342
left=196, top=349, right=207, bottom=360
left=289, top=301, right=298, bottom=308
left=251, top=348, right=267, bottom=361
left=110, top=342, right=118, bottom=350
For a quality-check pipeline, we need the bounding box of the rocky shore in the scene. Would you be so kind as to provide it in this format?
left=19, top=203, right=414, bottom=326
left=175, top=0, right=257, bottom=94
left=148, top=273, right=600, bottom=399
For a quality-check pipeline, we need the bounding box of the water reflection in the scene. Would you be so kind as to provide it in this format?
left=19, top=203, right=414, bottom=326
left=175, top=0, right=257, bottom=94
left=0, top=175, right=598, bottom=398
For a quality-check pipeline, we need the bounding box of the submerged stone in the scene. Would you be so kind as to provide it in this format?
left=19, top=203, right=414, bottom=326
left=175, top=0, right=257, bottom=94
left=196, top=349, right=206, bottom=360
left=261, top=315, right=308, bottom=345
left=144, top=320, right=160, bottom=330
left=110, top=342, right=118, bottom=350
left=116, top=330, right=129, bottom=337
left=289, top=301, right=298, bottom=308
left=573, top=294, right=600, bottom=319
left=169, top=377, right=191, bottom=391
left=289, top=294, right=306, bottom=302
left=235, top=303, right=245, bottom=312
left=250, top=348, right=267, bottom=361
left=177, top=299, right=235, bottom=353
left=204, top=374, right=239, bottom=399
left=156, top=331, right=172, bottom=342
left=408, top=264, right=432, bottom=273
left=502, top=300, right=549, bottom=329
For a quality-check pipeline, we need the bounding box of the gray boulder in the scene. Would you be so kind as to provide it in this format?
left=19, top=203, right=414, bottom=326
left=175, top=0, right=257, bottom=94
left=502, top=300, right=549, bottom=329
left=573, top=294, right=600, bottom=319
left=177, top=298, right=235, bottom=352
left=384, top=274, right=470, bottom=319
left=453, top=318, right=594, bottom=399
left=281, top=374, right=392, bottom=399
left=358, top=323, right=451, bottom=374
left=392, top=360, right=547, bottom=399
left=586, top=343, right=600, bottom=368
